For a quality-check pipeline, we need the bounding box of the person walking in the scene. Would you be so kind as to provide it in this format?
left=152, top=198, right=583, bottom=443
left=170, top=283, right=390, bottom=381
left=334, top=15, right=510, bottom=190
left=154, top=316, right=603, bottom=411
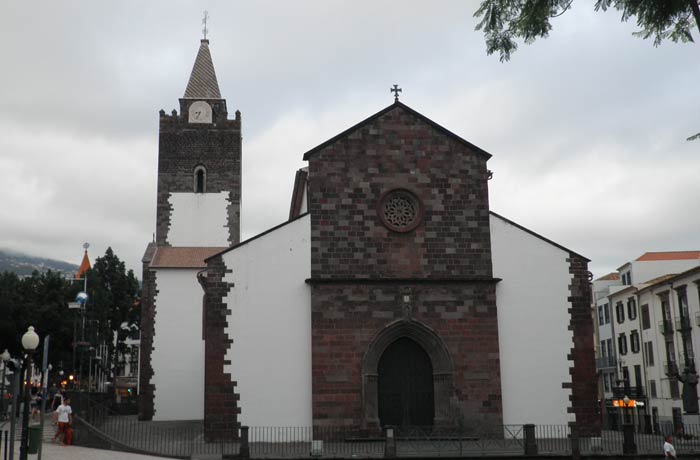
left=664, top=435, right=677, bottom=459
left=52, top=397, right=73, bottom=445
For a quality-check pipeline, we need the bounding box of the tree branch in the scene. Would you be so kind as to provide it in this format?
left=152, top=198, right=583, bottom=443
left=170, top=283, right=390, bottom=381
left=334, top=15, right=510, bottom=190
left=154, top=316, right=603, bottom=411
left=689, top=0, right=700, bottom=38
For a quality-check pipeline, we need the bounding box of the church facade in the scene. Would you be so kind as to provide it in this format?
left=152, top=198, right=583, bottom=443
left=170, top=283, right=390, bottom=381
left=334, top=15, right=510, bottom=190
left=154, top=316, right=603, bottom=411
left=140, top=39, right=599, bottom=439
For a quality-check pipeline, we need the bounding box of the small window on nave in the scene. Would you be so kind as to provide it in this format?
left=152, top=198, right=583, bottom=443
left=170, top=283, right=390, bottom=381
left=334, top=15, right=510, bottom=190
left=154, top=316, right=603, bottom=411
left=194, top=166, right=206, bottom=193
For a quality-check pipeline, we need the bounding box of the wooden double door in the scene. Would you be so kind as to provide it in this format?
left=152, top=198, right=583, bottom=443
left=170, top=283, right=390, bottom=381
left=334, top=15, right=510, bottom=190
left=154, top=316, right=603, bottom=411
left=377, top=337, right=435, bottom=427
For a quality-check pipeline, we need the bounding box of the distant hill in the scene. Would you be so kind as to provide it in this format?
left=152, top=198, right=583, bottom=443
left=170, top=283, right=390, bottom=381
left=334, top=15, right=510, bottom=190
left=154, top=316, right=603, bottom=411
left=0, top=249, right=78, bottom=277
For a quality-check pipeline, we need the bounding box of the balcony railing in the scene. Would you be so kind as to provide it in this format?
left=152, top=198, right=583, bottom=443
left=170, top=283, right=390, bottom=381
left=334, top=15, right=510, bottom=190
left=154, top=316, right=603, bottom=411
left=676, top=315, right=692, bottom=331
left=678, top=354, right=697, bottom=372
left=665, top=361, right=679, bottom=376
left=612, top=385, right=646, bottom=399
left=596, top=355, right=617, bottom=369
left=659, top=321, right=674, bottom=335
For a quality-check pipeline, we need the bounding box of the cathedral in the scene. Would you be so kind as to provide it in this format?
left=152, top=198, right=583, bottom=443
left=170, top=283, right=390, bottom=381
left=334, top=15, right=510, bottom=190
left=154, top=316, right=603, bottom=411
left=139, top=39, right=598, bottom=439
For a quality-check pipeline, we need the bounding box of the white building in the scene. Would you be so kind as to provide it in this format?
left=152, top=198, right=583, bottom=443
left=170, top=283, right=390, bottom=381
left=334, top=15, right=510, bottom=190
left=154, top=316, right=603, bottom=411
left=594, top=251, right=700, bottom=432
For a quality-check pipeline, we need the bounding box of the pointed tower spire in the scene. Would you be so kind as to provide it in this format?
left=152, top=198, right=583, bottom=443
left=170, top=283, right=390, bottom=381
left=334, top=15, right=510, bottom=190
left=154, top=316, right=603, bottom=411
left=184, top=39, right=222, bottom=99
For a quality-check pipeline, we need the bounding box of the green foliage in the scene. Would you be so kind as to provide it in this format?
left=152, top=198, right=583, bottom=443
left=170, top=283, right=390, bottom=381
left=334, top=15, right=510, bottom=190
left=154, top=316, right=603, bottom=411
left=475, top=0, right=699, bottom=61
left=0, top=247, right=140, bottom=378
left=85, top=247, right=140, bottom=368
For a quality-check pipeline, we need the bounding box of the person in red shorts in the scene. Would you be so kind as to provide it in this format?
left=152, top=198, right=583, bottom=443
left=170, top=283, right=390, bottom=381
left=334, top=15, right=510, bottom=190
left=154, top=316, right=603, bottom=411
left=52, top=397, right=73, bottom=445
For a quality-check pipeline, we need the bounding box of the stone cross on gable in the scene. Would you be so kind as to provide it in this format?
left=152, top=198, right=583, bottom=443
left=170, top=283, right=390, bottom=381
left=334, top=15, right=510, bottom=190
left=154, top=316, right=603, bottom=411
left=390, top=84, right=402, bottom=102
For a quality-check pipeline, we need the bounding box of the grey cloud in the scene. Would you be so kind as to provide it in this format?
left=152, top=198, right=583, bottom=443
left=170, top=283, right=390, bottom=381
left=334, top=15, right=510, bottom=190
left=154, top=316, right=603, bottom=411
left=0, top=0, right=698, bottom=278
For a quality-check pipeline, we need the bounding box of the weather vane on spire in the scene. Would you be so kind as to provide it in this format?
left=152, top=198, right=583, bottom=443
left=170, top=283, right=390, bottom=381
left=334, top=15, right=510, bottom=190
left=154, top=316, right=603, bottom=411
left=390, top=84, right=402, bottom=102
left=202, top=10, right=209, bottom=40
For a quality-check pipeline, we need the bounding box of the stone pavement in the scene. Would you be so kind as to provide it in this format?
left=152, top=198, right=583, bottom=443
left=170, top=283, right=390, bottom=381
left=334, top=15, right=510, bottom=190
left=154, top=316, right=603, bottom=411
left=1, top=420, right=178, bottom=460
left=23, top=443, right=177, bottom=460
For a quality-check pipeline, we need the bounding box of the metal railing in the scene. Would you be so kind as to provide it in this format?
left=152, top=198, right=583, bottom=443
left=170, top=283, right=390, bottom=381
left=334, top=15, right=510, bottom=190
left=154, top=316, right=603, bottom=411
left=59, top=406, right=700, bottom=460
left=75, top=397, right=241, bottom=459
left=595, top=355, right=617, bottom=369
left=248, top=426, right=383, bottom=458
left=1, top=430, right=8, bottom=460
left=659, top=320, right=674, bottom=335
left=676, top=315, right=693, bottom=331
left=612, top=385, right=646, bottom=399
left=678, top=354, right=696, bottom=372
left=665, top=361, right=679, bottom=376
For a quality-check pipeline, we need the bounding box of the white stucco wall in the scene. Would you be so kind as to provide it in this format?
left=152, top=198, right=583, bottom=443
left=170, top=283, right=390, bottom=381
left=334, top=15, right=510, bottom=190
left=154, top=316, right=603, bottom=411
left=632, top=259, right=700, bottom=284
left=168, top=192, right=231, bottom=246
left=151, top=268, right=205, bottom=421
left=222, top=215, right=312, bottom=427
left=490, top=214, right=574, bottom=426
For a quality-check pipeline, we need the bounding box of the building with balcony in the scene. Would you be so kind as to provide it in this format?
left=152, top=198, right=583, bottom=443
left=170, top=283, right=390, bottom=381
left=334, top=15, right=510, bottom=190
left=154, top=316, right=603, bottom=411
left=638, top=266, right=700, bottom=432
left=593, top=272, right=619, bottom=424
left=593, top=252, right=700, bottom=432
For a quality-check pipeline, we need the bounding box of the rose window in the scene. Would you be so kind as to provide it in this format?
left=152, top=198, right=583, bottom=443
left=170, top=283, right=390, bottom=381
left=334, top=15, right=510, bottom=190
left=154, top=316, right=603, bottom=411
left=378, top=189, right=422, bottom=232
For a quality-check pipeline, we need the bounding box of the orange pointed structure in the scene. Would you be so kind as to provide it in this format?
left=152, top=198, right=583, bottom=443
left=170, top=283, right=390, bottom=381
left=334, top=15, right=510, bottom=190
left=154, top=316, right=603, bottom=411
left=76, top=250, right=91, bottom=279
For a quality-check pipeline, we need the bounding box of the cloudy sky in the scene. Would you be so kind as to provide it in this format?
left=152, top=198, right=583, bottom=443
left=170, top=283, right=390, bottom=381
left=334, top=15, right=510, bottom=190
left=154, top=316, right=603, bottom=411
left=1, top=1, right=698, bottom=278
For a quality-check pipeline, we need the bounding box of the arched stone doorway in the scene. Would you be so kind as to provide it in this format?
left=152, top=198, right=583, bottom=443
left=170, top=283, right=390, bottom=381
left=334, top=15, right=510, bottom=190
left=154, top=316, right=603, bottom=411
left=378, top=337, right=435, bottom=427
left=362, top=319, right=455, bottom=429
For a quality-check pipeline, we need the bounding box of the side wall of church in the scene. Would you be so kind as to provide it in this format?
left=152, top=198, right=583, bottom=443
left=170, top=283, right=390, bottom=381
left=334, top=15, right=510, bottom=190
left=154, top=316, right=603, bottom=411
left=221, top=215, right=312, bottom=427
left=150, top=268, right=205, bottom=421
left=490, top=215, right=574, bottom=426
left=491, top=214, right=599, bottom=434
left=156, top=110, right=242, bottom=247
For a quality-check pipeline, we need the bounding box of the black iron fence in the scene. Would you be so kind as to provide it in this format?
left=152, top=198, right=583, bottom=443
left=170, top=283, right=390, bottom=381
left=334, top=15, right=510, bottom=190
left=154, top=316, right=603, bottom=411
left=63, top=399, right=700, bottom=460
left=1, top=430, right=9, bottom=460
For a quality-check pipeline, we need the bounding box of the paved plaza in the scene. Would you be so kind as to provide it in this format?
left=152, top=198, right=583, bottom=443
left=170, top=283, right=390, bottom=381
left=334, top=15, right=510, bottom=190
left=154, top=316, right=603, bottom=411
left=19, top=443, right=176, bottom=460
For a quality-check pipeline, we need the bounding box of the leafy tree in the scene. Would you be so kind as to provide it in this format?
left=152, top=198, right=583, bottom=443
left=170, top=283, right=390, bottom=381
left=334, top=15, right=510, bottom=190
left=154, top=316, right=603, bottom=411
left=0, top=270, right=75, bottom=369
left=0, top=247, right=140, bottom=387
left=475, top=0, right=700, bottom=62
left=84, top=247, right=140, bottom=375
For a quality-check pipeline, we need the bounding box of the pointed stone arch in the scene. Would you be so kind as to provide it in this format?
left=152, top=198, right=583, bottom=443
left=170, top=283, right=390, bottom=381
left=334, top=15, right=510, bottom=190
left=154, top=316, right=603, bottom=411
left=361, top=319, right=455, bottom=429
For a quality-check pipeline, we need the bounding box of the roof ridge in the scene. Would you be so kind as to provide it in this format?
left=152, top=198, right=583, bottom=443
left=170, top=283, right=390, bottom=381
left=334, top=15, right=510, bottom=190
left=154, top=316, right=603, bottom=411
left=301, top=101, right=492, bottom=161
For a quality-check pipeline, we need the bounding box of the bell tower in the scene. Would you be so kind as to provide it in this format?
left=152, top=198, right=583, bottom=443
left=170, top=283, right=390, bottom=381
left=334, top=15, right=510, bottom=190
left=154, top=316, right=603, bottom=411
left=139, top=38, right=241, bottom=422
left=155, top=38, right=241, bottom=247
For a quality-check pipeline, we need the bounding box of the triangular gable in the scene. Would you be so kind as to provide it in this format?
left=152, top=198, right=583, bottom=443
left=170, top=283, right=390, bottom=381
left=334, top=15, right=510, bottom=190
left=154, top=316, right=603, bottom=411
left=302, top=101, right=492, bottom=161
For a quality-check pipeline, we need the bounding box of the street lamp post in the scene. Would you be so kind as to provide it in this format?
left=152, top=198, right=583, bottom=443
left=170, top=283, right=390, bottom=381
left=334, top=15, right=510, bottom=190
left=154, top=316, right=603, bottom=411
left=1, top=349, right=10, bottom=416
left=19, top=326, right=39, bottom=460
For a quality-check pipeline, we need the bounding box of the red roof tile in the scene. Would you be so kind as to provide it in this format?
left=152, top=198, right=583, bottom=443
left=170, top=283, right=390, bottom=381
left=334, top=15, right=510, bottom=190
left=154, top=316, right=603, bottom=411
left=596, top=272, right=620, bottom=281
left=636, top=251, right=700, bottom=262
left=150, top=247, right=227, bottom=268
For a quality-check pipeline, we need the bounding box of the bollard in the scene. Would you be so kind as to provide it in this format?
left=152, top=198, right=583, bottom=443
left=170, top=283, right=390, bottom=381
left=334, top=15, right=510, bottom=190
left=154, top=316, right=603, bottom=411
left=239, top=426, right=250, bottom=459
left=622, top=423, right=636, bottom=454
left=570, top=424, right=580, bottom=460
left=384, top=426, right=396, bottom=458
left=523, top=424, right=538, bottom=455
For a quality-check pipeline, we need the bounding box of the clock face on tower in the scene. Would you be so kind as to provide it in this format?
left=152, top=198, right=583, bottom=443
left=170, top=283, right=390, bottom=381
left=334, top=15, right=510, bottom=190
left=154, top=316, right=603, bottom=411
left=188, top=101, right=213, bottom=124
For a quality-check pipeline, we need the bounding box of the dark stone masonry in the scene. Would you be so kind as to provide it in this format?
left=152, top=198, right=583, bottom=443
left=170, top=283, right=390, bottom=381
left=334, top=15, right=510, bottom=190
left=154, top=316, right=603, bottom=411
left=201, top=254, right=241, bottom=440
left=305, top=103, right=503, bottom=430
